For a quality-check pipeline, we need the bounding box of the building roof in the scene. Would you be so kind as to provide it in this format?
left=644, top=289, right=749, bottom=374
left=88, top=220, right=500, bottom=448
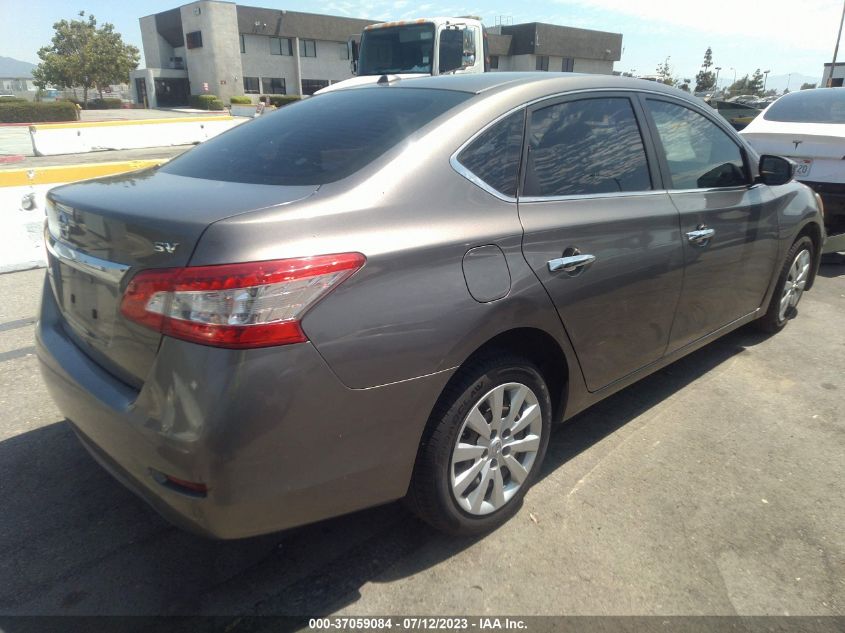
left=236, top=6, right=378, bottom=41
left=500, top=22, right=622, bottom=61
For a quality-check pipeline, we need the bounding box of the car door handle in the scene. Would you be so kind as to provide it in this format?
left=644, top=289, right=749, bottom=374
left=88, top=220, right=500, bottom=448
left=548, top=254, right=596, bottom=273
left=686, top=228, right=716, bottom=246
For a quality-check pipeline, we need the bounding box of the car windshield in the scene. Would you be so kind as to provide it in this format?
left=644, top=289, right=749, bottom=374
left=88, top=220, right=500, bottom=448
left=763, top=89, right=845, bottom=123
left=358, top=24, right=435, bottom=75
left=161, top=88, right=470, bottom=186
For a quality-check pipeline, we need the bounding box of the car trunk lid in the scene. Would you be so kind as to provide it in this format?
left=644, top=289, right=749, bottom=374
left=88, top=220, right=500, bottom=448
left=45, top=168, right=317, bottom=388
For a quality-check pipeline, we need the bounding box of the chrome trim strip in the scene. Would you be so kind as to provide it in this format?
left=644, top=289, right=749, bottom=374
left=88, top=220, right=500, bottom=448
left=520, top=190, right=668, bottom=203
left=46, top=237, right=130, bottom=284
left=449, top=155, right=517, bottom=203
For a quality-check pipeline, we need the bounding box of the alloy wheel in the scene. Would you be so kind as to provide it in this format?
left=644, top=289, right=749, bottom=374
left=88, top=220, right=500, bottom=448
left=779, top=248, right=811, bottom=322
left=450, top=382, right=543, bottom=516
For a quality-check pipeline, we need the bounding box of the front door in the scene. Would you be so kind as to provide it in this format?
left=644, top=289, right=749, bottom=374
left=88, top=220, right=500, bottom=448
left=518, top=94, right=685, bottom=392
left=641, top=97, right=780, bottom=352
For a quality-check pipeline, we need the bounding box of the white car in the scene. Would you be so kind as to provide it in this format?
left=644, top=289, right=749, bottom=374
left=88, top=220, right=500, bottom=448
left=741, top=88, right=845, bottom=253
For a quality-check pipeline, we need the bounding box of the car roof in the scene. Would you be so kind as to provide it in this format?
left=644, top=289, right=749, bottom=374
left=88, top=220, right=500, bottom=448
left=348, top=72, right=701, bottom=106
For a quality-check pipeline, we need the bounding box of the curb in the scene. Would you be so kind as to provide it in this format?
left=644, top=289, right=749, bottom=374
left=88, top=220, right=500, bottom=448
left=0, top=159, right=167, bottom=187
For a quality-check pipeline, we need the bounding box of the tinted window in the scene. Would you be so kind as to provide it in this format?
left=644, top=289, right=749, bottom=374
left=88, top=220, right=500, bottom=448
left=162, top=88, right=470, bottom=186
left=763, top=89, right=845, bottom=123
left=457, top=111, right=525, bottom=197
left=647, top=100, right=747, bottom=189
left=524, top=97, right=651, bottom=197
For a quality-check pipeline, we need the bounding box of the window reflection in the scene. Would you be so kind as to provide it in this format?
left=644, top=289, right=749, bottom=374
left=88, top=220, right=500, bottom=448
left=525, top=98, right=652, bottom=197
left=647, top=100, right=748, bottom=189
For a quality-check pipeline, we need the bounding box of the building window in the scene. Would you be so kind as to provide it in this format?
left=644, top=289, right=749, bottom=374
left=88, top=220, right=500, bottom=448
left=490, top=55, right=499, bottom=69
left=562, top=57, right=574, bottom=72
left=270, top=37, right=292, bottom=56
left=262, top=77, right=286, bottom=94
left=240, top=34, right=245, bottom=54
left=186, top=31, right=203, bottom=49
left=340, top=43, right=349, bottom=60
left=301, top=79, right=328, bottom=95
left=300, top=39, right=316, bottom=57
left=243, top=76, right=260, bottom=94
left=536, top=56, right=549, bottom=71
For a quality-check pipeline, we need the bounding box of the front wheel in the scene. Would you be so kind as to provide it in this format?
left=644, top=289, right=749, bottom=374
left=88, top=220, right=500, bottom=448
left=756, top=236, right=814, bottom=333
left=406, top=356, right=552, bottom=535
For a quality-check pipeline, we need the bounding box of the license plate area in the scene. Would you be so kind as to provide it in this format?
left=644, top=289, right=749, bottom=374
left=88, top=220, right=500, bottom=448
left=56, top=260, right=120, bottom=343
left=793, top=158, right=813, bottom=178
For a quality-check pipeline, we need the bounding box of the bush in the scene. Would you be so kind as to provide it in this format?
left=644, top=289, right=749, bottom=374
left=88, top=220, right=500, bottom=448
left=208, top=99, right=225, bottom=111
left=0, top=95, right=26, bottom=103
left=88, top=97, right=123, bottom=109
left=0, top=101, right=78, bottom=123
left=230, top=95, right=252, bottom=105
left=263, top=95, right=301, bottom=108
left=189, top=94, right=224, bottom=110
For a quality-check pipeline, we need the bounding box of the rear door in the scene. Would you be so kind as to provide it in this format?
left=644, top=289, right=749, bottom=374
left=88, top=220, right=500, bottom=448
left=518, top=92, right=685, bottom=392
left=641, top=97, right=780, bottom=352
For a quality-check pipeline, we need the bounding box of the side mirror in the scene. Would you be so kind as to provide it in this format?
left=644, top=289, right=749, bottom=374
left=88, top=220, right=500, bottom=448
left=757, top=155, right=795, bottom=186
left=438, top=29, right=464, bottom=73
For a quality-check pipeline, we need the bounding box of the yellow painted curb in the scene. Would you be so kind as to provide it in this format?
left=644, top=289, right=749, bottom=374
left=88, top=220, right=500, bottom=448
left=0, top=159, right=167, bottom=187
left=30, top=115, right=232, bottom=131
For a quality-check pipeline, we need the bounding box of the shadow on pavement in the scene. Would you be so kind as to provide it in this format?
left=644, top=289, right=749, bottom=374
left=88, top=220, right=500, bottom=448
left=0, top=327, right=759, bottom=620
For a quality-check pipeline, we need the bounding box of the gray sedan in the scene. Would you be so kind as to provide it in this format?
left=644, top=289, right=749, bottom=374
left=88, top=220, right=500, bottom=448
left=36, top=73, right=824, bottom=538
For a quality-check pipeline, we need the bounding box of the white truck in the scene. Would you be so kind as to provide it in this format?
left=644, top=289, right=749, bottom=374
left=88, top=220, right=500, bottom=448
left=317, top=17, right=488, bottom=94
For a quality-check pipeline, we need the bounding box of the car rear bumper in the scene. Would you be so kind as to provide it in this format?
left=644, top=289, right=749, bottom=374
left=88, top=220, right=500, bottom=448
left=799, top=180, right=845, bottom=252
left=36, top=276, right=451, bottom=539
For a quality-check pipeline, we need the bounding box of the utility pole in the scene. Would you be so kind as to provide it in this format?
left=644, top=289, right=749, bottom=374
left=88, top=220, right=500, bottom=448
left=829, top=0, right=845, bottom=86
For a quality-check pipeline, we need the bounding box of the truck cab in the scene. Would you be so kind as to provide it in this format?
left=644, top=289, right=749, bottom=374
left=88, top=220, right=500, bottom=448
left=317, top=17, right=486, bottom=94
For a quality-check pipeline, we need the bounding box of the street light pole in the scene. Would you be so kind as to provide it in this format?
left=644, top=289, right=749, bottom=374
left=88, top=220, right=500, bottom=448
left=786, top=72, right=793, bottom=92
left=729, top=67, right=736, bottom=96
left=829, top=0, right=845, bottom=86
left=763, top=69, right=770, bottom=93
left=714, top=66, right=721, bottom=95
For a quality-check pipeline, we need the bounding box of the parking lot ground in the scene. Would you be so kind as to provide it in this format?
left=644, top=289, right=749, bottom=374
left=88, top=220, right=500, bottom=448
left=0, top=264, right=842, bottom=620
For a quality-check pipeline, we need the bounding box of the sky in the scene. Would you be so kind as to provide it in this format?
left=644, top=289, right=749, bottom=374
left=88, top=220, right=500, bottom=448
left=0, top=0, right=840, bottom=86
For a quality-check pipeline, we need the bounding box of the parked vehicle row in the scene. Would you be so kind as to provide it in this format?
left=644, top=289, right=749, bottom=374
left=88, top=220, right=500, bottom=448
left=37, top=74, right=824, bottom=538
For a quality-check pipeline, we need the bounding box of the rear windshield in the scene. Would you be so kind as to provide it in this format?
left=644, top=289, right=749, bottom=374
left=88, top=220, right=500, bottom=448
left=161, top=88, right=470, bottom=185
left=763, top=89, right=845, bottom=124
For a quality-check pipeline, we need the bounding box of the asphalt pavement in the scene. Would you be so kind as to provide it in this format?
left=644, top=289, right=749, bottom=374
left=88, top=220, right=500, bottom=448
left=0, top=264, right=842, bottom=621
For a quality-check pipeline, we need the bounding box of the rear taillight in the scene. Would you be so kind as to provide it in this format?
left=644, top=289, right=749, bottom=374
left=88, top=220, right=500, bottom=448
left=120, top=253, right=365, bottom=349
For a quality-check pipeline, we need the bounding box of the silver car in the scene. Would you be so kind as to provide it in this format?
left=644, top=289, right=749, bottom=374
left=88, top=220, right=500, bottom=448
left=37, top=73, right=824, bottom=538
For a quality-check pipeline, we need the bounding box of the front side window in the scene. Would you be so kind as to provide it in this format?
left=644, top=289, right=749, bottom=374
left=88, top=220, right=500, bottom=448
left=358, top=24, right=434, bottom=75
left=243, top=76, right=259, bottom=94
left=524, top=97, right=652, bottom=197
left=536, top=56, right=549, bottom=71
left=271, top=37, right=292, bottom=56
left=300, top=39, right=316, bottom=57
left=457, top=110, right=525, bottom=198
left=161, top=88, right=471, bottom=186
left=646, top=99, right=748, bottom=189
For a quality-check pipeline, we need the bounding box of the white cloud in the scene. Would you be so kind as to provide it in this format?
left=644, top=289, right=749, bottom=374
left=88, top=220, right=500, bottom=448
left=565, top=0, right=840, bottom=54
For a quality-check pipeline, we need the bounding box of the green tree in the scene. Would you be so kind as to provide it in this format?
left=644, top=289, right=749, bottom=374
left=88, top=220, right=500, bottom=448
left=727, top=74, right=752, bottom=97
left=800, top=82, right=818, bottom=90
left=656, top=56, right=676, bottom=86
left=32, top=11, right=138, bottom=105
left=748, top=69, right=765, bottom=95
left=694, top=47, right=716, bottom=93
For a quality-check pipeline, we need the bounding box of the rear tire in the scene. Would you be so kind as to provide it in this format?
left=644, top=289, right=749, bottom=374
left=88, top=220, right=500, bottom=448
left=756, top=236, right=814, bottom=333
left=406, top=356, right=552, bottom=535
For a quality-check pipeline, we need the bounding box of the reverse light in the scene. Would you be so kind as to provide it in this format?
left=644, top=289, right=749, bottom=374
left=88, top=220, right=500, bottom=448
left=120, top=253, right=365, bottom=348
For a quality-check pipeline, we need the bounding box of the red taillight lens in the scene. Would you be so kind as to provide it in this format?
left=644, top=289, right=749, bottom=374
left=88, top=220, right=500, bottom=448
left=120, top=253, right=365, bottom=348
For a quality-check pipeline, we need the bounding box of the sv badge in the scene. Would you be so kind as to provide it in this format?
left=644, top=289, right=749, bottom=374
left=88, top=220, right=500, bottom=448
left=153, top=242, right=180, bottom=254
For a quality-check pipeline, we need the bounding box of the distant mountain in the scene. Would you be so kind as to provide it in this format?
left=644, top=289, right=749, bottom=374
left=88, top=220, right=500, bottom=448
left=764, top=73, right=821, bottom=92
left=0, top=56, right=36, bottom=78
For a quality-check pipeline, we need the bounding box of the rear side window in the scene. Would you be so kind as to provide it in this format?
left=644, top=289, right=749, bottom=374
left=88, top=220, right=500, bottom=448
left=162, top=88, right=471, bottom=186
left=524, top=97, right=651, bottom=197
left=456, top=110, right=525, bottom=198
left=646, top=99, right=748, bottom=189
